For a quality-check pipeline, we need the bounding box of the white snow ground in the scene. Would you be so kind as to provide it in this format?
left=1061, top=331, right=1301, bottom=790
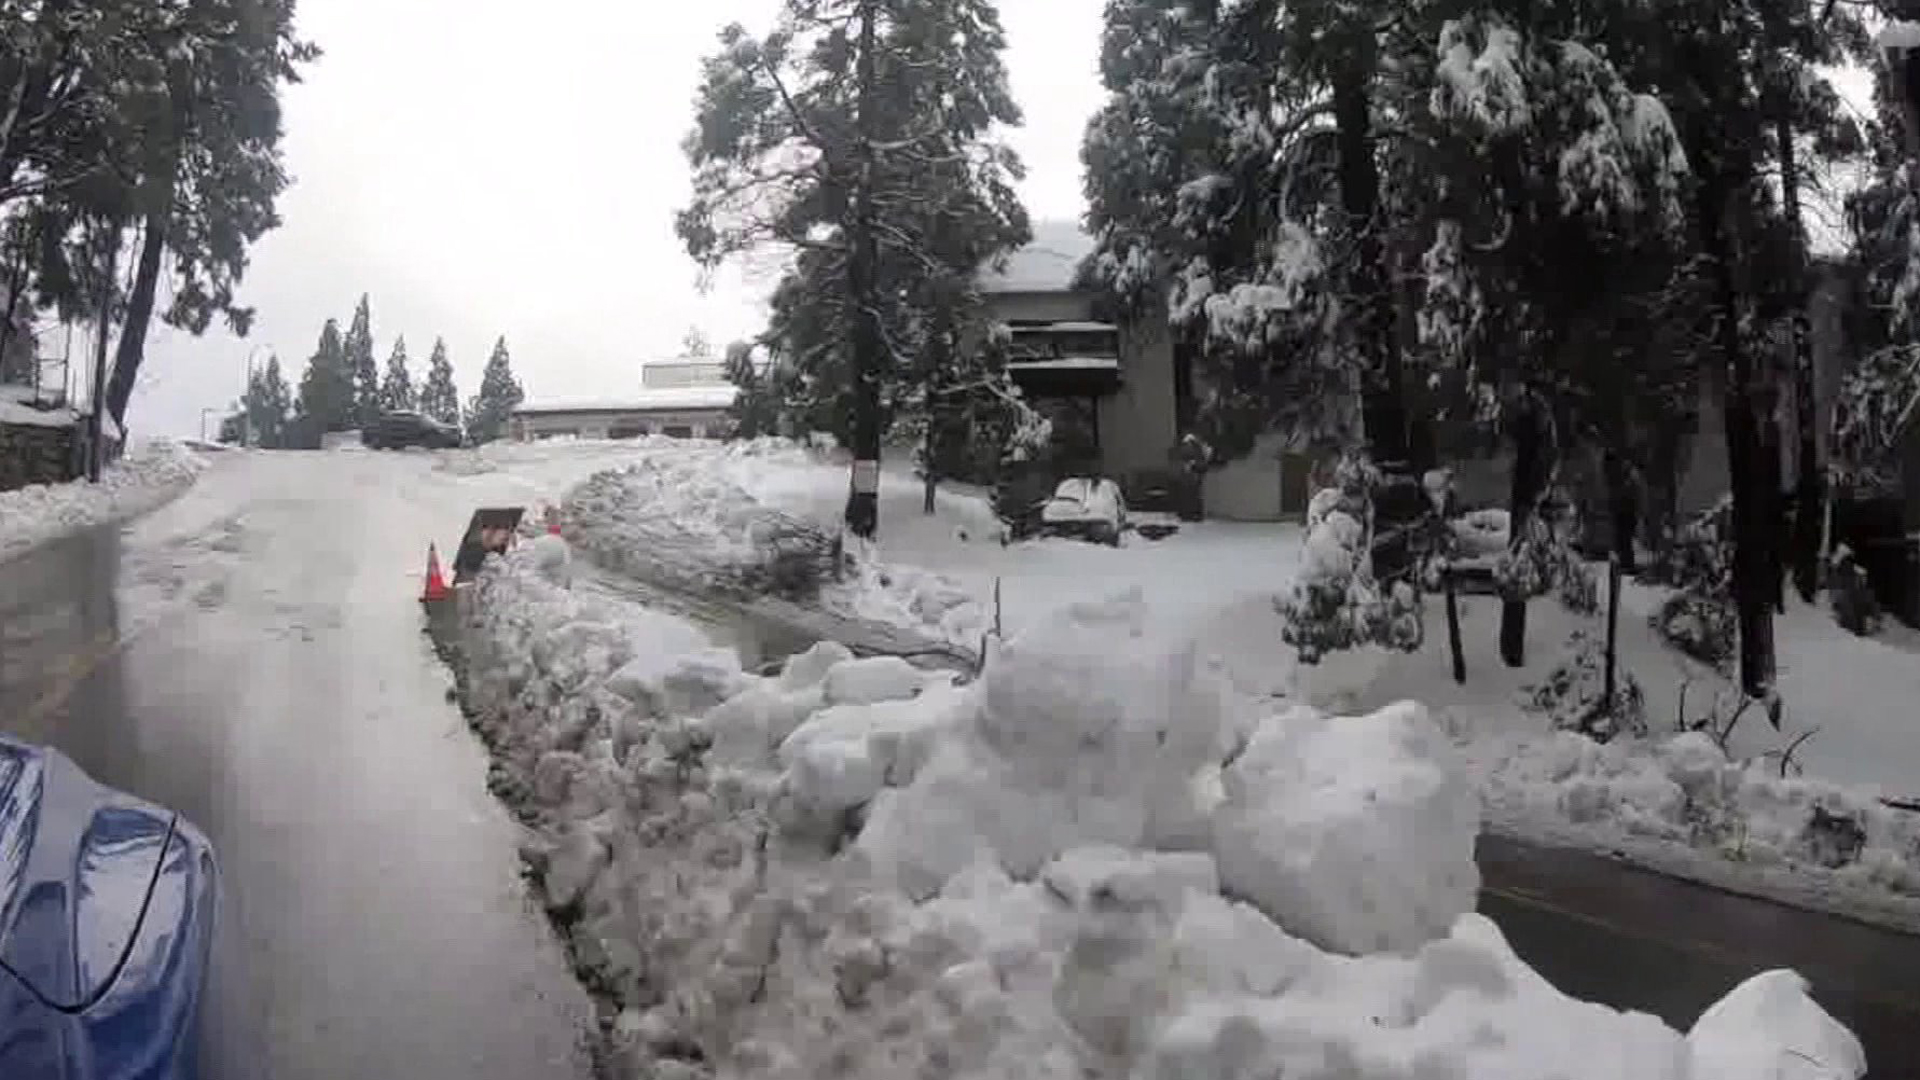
left=0, top=438, right=205, bottom=563
left=507, top=437, right=1920, bottom=931
left=457, top=536, right=1866, bottom=1080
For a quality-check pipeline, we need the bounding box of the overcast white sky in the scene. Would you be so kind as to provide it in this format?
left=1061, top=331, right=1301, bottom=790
left=127, top=0, right=1108, bottom=438
left=118, top=3, right=1881, bottom=439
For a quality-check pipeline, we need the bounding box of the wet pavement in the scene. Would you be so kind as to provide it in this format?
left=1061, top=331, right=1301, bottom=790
left=1480, top=833, right=1920, bottom=1077
left=0, top=454, right=594, bottom=1080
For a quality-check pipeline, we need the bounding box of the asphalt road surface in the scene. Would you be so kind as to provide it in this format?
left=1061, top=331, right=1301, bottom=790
left=1480, top=833, right=1920, bottom=1077
left=0, top=452, right=597, bottom=1080
left=6, top=448, right=1920, bottom=1078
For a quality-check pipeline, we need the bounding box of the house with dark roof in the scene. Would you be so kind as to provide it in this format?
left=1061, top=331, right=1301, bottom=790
left=981, top=222, right=1179, bottom=494
left=981, top=222, right=1306, bottom=521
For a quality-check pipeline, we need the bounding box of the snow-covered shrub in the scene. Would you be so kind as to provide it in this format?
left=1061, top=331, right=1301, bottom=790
left=1523, top=630, right=1647, bottom=742
left=1643, top=495, right=1731, bottom=592
left=1828, top=546, right=1883, bottom=637
left=1645, top=497, right=1737, bottom=669
left=1492, top=506, right=1598, bottom=614
left=1280, top=457, right=1425, bottom=664
left=1656, top=591, right=1738, bottom=672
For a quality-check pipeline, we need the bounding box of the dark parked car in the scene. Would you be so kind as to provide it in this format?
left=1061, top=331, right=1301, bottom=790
left=0, top=735, right=219, bottom=1079
left=363, top=411, right=462, bottom=450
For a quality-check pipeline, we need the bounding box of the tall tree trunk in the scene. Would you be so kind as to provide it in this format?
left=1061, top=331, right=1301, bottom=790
left=1698, top=171, right=1776, bottom=698
left=105, top=208, right=166, bottom=426
left=1331, top=38, right=1414, bottom=583
left=844, top=0, right=882, bottom=540
left=87, top=222, right=118, bottom=482
left=1776, top=115, right=1823, bottom=602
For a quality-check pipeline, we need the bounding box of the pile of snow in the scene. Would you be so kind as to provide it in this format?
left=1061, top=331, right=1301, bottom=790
left=0, top=438, right=205, bottom=563
left=457, top=546, right=1863, bottom=1080
left=1478, top=728, right=1920, bottom=899
left=560, top=440, right=992, bottom=649
left=1282, top=582, right=1920, bottom=928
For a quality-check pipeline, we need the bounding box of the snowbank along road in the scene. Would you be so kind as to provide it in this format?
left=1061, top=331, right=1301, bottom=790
left=0, top=449, right=610, bottom=1080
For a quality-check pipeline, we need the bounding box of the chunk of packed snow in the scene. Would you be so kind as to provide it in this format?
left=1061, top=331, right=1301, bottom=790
left=1213, top=701, right=1481, bottom=954
left=821, top=655, right=926, bottom=706
left=1687, top=970, right=1866, bottom=1079
left=604, top=645, right=748, bottom=717
left=777, top=683, right=967, bottom=821
left=1140, top=910, right=1695, bottom=1080
left=777, top=639, right=856, bottom=690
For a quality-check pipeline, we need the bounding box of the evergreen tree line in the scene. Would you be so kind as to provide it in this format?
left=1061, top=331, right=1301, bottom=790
left=683, top=0, right=1920, bottom=700
left=219, top=293, right=524, bottom=448
left=0, top=0, right=315, bottom=444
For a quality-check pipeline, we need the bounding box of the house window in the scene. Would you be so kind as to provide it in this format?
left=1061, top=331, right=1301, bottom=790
left=663, top=424, right=694, bottom=438
left=609, top=422, right=650, bottom=439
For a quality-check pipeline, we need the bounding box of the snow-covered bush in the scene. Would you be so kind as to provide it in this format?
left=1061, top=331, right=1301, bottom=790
left=1645, top=497, right=1737, bottom=669
left=1492, top=504, right=1598, bottom=614
left=1655, top=591, right=1738, bottom=672
left=1280, top=458, right=1425, bottom=664
left=1523, top=630, right=1647, bottom=742
left=1828, top=546, right=1884, bottom=637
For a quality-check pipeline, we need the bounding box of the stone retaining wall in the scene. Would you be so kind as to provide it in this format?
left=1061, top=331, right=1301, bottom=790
left=0, top=420, right=77, bottom=492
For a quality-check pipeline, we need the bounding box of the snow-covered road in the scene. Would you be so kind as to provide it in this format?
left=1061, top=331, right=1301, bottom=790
left=0, top=448, right=619, bottom=1080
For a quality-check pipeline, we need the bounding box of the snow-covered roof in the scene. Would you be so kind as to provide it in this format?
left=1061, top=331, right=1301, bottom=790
left=980, top=220, right=1097, bottom=295
left=514, top=384, right=738, bottom=416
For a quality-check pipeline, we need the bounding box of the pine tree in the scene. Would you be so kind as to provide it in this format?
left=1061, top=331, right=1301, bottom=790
left=295, top=319, right=353, bottom=436
left=380, top=336, right=415, bottom=412
left=678, top=0, right=1030, bottom=539
left=465, top=336, right=523, bottom=444
left=418, top=337, right=462, bottom=427
left=0, top=0, right=320, bottom=429
left=723, top=340, right=778, bottom=439
left=241, top=354, right=293, bottom=447
left=343, top=294, right=380, bottom=428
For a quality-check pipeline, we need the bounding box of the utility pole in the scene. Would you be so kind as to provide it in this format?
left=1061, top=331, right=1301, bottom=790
left=88, top=225, right=118, bottom=483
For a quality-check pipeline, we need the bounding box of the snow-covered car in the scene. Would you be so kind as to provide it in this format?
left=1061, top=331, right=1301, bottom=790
left=0, top=734, right=219, bottom=1080
left=1036, top=476, right=1127, bottom=546
left=363, top=410, right=462, bottom=450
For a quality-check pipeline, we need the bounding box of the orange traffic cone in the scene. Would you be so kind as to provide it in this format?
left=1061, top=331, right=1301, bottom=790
left=422, top=543, right=450, bottom=602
